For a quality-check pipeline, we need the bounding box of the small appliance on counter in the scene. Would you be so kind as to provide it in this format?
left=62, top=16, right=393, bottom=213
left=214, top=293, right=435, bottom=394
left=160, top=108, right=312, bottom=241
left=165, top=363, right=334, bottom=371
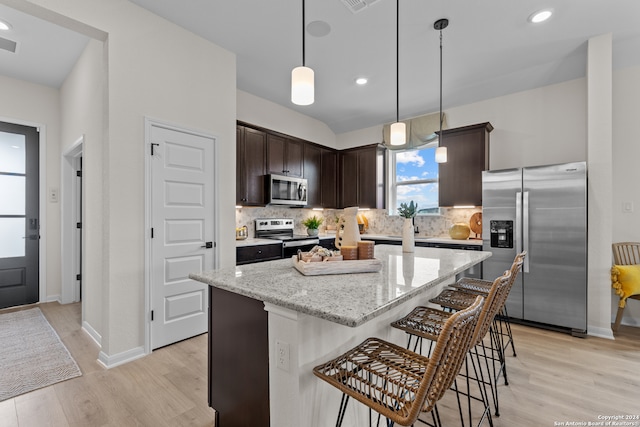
left=236, top=226, right=248, bottom=240
left=255, top=218, right=320, bottom=258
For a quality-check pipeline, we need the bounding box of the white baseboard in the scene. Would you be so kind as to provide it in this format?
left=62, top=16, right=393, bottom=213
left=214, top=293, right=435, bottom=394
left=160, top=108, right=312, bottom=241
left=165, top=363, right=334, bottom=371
left=588, top=325, right=615, bottom=339
left=98, top=346, right=146, bottom=369
left=82, top=321, right=102, bottom=347
left=46, top=294, right=61, bottom=303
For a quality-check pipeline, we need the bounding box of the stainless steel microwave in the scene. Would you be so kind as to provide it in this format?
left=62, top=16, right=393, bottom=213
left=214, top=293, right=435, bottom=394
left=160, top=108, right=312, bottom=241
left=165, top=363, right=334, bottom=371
left=267, top=174, right=307, bottom=206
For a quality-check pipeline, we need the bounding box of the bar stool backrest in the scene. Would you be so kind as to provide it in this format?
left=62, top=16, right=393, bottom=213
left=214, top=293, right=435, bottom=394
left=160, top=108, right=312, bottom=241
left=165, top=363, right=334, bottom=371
left=470, top=269, right=512, bottom=347
left=420, top=295, right=485, bottom=413
left=493, top=252, right=526, bottom=317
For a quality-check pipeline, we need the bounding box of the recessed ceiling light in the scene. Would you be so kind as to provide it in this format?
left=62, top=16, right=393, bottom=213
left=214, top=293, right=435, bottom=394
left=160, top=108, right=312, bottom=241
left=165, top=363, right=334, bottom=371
left=0, top=19, right=12, bottom=31
left=355, top=77, right=368, bottom=85
left=529, top=9, right=552, bottom=24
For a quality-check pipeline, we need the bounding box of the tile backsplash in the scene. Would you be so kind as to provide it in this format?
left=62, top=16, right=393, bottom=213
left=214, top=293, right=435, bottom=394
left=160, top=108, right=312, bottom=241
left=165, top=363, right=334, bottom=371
left=236, top=206, right=482, bottom=239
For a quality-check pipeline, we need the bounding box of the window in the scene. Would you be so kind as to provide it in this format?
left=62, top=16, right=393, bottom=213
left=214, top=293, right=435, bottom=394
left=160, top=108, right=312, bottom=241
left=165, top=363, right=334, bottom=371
left=388, top=142, right=440, bottom=215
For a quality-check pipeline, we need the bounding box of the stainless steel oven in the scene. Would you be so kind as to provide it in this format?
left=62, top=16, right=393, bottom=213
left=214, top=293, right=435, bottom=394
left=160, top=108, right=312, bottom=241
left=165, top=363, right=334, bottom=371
left=255, top=218, right=319, bottom=258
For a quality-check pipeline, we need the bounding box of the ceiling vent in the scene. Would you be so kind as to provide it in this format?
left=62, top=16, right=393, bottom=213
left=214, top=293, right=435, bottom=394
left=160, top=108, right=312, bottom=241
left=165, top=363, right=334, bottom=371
left=340, top=0, right=380, bottom=14
left=0, top=36, right=17, bottom=53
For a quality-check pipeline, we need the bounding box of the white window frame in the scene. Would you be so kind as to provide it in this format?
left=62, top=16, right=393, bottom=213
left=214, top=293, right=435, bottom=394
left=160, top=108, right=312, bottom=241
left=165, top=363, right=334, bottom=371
left=387, top=141, right=442, bottom=216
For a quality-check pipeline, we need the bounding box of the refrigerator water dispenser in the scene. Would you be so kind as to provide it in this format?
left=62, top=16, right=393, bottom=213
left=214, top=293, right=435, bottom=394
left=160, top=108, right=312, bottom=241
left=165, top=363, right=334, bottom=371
left=489, top=220, right=513, bottom=248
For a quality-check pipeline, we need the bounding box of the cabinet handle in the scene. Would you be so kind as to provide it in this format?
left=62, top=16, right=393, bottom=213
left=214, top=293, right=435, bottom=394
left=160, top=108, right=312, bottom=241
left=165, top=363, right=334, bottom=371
left=257, top=250, right=262, bottom=254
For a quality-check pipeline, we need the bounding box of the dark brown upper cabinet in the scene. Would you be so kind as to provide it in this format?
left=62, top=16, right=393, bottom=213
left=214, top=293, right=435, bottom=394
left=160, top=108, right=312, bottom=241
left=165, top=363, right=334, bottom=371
left=304, top=143, right=338, bottom=209
left=339, top=145, right=386, bottom=209
left=303, top=143, right=322, bottom=207
left=237, top=122, right=384, bottom=209
left=320, top=149, right=338, bottom=209
left=236, top=125, right=267, bottom=206
left=438, top=122, right=492, bottom=207
left=267, top=134, right=303, bottom=178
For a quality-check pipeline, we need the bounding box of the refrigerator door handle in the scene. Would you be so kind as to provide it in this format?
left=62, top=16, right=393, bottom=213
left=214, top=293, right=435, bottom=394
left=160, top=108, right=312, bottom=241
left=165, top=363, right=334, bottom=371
left=516, top=191, right=522, bottom=253
left=523, top=191, right=530, bottom=273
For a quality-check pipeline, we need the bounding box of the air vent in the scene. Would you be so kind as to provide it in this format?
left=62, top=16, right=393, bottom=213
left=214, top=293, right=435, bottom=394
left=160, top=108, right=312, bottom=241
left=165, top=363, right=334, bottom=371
left=340, top=0, right=380, bottom=14
left=0, top=36, right=17, bottom=53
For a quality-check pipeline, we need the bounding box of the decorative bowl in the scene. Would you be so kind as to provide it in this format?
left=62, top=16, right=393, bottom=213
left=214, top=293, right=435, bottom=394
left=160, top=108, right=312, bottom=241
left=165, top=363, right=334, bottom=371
left=449, top=223, right=471, bottom=240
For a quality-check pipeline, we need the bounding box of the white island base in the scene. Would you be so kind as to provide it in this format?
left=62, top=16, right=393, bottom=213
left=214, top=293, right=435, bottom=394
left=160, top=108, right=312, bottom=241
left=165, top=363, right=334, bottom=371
left=192, top=245, right=491, bottom=427
left=266, top=288, right=453, bottom=427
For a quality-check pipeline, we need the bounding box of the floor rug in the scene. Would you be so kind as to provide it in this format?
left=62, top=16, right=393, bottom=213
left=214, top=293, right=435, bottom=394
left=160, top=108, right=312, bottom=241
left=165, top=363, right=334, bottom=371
left=0, top=307, right=82, bottom=401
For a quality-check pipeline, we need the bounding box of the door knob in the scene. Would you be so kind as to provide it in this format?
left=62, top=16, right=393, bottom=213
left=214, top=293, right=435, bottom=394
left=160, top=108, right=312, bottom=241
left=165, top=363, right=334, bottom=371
left=201, top=242, right=213, bottom=249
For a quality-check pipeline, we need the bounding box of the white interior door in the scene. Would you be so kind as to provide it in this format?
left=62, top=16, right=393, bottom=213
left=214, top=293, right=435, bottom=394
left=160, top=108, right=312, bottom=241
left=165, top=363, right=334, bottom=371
left=150, top=124, right=215, bottom=349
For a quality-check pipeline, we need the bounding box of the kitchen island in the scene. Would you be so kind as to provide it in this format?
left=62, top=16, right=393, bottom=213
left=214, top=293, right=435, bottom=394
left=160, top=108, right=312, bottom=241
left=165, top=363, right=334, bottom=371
left=190, top=244, right=491, bottom=427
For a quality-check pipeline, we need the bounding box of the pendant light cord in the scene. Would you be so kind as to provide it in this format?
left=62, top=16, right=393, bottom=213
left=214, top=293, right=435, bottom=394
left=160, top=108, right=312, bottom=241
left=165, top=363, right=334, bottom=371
left=434, top=19, right=448, bottom=140
left=302, top=0, right=306, bottom=67
left=396, top=0, right=400, bottom=123
left=439, top=27, right=443, bottom=136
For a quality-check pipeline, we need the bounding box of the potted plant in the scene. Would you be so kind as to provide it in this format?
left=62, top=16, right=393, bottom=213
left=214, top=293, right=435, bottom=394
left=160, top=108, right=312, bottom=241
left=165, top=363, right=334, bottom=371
left=302, top=215, right=323, bottom=236
left=398, top=201, right=417, bottom=252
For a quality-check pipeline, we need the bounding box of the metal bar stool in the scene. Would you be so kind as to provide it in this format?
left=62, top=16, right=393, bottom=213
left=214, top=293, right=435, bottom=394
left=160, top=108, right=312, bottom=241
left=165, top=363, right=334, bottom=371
left=313, top=296, right=485, bottom=427
left=391, top=269, right=512, bottom=427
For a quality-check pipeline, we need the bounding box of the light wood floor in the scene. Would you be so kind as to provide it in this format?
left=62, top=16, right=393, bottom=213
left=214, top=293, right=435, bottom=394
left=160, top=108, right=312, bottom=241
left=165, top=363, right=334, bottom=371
left=1, top=302, right=639, bottom=426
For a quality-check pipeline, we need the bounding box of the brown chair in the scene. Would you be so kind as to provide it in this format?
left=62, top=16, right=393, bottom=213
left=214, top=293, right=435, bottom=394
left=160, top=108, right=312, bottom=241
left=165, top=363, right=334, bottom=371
left=450, top=252, right=527, bottom=359
left=611, top=242, right=640, bottom=331
left=425, top=253, right=525, bottom=417
left=391, top=268, right=513, bottom=427
left=313, top=296, right=485, bottom=427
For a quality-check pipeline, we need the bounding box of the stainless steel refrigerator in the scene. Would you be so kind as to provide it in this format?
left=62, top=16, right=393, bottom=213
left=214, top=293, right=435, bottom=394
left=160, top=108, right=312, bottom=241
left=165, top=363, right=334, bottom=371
left=482, top=161, right=587, bottom=335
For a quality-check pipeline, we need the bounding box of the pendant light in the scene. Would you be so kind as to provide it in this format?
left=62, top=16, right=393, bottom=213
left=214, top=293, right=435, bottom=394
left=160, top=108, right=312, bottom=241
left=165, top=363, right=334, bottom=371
left=434, top=18, right=449, bottom=163
left=291, top=0, right=314, bottom=106
left=389, top=0, right=405, bottom=146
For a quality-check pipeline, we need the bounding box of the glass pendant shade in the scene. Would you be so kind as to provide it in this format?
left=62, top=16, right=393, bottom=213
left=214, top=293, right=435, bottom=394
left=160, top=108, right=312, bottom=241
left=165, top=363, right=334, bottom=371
left=435, top=146, right=447, bottom=163
left=291, top=66, right=314, bottom=105
left=390, top=122, right=406, bottom=146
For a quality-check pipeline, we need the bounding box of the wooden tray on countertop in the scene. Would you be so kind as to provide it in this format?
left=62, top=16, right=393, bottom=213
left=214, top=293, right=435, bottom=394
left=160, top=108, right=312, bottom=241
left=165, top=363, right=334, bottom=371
left=292, top=256, right=382, bottom=276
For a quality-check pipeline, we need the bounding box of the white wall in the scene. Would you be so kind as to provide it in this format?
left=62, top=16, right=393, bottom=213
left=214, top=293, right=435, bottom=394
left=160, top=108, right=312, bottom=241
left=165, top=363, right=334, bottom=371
left=60, top=38, right=105, bottom=340
left=337, top=78, right=588, bottom=169
left=0, top=75, right=61, bottom=302
left=587, top=34, right=614, bottom=338
left=237, top=90, right=337, bottom=148
left=447, top=79, right=588, bottom=170
left=14, top=0, right=237, bottom=362
left=612, top=64, right=640, bottom=326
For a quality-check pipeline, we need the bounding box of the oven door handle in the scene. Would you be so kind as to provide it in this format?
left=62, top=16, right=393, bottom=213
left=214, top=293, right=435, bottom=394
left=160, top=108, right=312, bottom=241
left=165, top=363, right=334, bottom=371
left=282, top=238, right=320, bottom=248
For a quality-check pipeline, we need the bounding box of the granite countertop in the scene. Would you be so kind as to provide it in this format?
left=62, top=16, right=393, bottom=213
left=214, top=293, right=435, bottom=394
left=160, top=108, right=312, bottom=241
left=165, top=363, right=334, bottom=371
left=235, top=238, right=282, bottom=247
left=191, top=244, right=491, bottom=327
left=236, top=234, right=482, bottom=247
left=362, top=234, right=483, bottom=246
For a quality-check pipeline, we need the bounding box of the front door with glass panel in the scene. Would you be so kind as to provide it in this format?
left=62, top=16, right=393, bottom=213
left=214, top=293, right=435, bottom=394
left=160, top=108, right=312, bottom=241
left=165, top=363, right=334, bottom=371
left=0, top=122, right=39, bottom=309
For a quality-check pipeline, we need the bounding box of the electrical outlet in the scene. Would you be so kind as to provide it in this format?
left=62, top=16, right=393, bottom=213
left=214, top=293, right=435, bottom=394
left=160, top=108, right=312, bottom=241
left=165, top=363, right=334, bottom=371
left=276, top=340, right=290, bottom=372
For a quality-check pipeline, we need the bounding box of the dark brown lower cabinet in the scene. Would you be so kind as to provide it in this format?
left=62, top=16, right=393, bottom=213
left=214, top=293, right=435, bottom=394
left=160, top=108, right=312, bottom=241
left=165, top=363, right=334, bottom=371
left=209, top=287, right=269, bottom=427
left=236, top=243, right=282, bottom=265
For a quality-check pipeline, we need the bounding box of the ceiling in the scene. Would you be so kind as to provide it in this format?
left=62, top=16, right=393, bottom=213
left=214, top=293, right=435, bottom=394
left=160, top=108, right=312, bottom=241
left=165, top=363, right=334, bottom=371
left=0, top=3, right=89, bottom=88
left=2, top=1, right=640, bottom=135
